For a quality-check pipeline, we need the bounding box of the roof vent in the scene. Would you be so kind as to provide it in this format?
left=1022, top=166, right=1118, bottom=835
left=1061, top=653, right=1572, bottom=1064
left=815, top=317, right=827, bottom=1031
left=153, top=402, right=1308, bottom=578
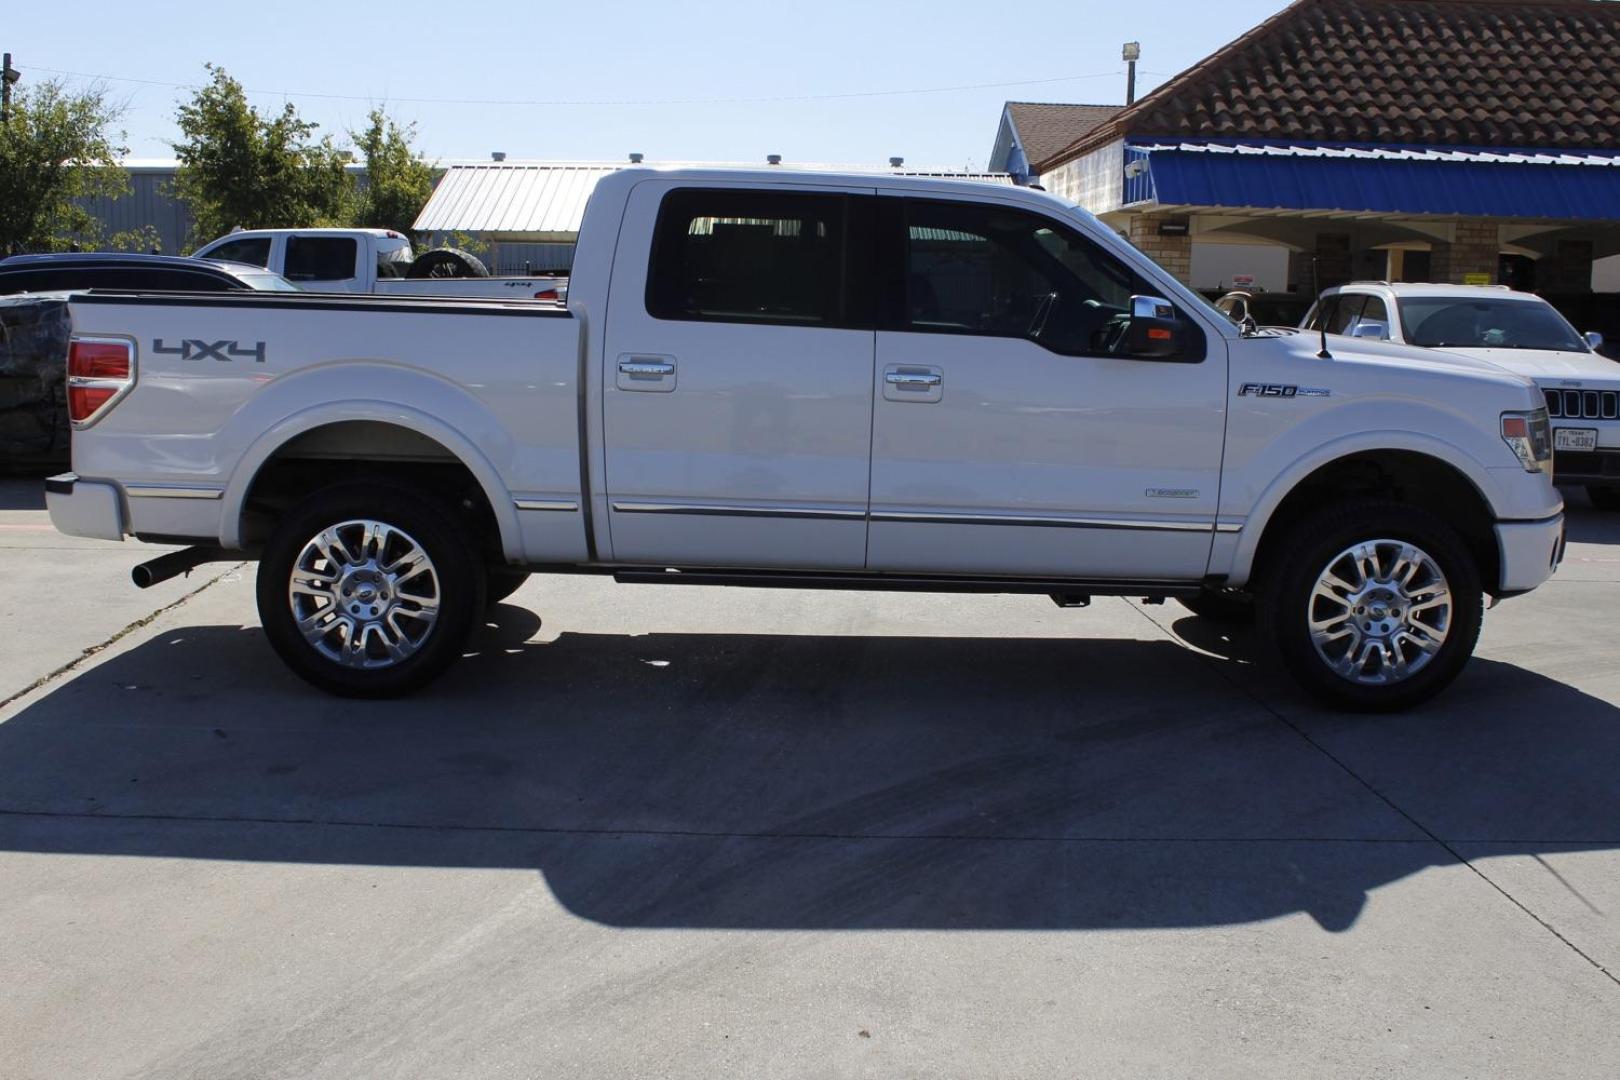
left=766, top=154, right=782, bottom=166
left=491, top=151, right=507, bottom=162
left=628, top=152, right=644, bottom=164
left=889, top=156, right=904, bottom=168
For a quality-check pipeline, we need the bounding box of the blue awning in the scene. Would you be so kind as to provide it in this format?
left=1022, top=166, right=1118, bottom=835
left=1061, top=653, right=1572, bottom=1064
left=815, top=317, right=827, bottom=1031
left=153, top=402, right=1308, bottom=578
left=1125, top=142, right=1620, bottom=221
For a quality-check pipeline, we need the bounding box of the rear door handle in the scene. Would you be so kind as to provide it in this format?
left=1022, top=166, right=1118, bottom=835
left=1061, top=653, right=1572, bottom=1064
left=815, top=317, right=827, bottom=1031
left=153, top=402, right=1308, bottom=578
left=619, top=360, right=675, bottom=378
left=885, top=371, right=942, bottom=389
left=616, top=354, right=677, bottom=392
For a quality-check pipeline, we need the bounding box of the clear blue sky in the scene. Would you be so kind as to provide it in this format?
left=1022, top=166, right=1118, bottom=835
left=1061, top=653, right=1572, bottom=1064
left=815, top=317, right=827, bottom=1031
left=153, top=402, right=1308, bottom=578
left=6, top=0, right=1290, bottom=167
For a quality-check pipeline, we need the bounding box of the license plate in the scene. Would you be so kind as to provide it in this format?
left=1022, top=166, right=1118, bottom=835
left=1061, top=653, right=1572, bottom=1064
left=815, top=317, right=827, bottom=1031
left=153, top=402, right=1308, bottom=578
left=1555, top=428, right=1598, bottom=452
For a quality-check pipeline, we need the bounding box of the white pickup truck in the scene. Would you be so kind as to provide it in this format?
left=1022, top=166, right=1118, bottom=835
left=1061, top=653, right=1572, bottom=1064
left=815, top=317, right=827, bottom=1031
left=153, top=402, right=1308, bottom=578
left=192, top=228, right=565, bottom=301
left=47, top=168, right=1565, bottom=710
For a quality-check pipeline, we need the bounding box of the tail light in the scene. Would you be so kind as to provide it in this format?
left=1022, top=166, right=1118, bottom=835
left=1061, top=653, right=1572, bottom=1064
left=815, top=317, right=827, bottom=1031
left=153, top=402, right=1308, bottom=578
left=532, top=288, right=559, bottom=301
left=67, top=336, right=135, bottom=427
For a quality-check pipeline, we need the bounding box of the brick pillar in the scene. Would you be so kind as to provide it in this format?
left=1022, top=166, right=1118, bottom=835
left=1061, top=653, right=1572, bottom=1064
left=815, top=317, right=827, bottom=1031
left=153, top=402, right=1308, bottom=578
left=1539, top=239, right=1595, bottom=294
left=1128, top=213, right=1192, bottom=285
left=1432, top=221, right=1500, bottom=285
left=1313, top=233, right=1353, bottom=290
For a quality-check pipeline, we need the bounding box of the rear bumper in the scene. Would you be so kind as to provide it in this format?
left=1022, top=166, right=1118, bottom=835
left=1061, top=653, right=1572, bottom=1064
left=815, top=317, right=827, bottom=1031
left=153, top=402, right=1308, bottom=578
left=45, top=472, right=124, bottom=542
left=1494, top=514, right=1565, bottom=596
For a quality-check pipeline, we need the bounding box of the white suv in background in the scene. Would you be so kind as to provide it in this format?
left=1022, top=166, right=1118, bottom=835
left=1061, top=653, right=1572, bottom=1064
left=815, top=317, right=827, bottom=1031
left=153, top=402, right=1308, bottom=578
left=1305, top=283, right=1619, bottom=509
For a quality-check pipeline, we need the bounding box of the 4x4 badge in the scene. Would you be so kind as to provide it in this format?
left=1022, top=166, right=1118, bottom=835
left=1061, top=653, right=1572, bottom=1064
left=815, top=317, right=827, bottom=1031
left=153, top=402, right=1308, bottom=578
left=153, top=338, right=266, bottom=363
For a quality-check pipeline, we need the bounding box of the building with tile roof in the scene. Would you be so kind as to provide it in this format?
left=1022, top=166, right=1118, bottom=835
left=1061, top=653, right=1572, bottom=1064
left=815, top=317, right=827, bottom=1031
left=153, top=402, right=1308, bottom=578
left=1015, top=0, right=1620, bottom=300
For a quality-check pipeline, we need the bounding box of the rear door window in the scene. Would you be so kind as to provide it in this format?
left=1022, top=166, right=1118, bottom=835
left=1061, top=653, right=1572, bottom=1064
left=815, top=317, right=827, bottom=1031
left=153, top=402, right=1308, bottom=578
left=284, top=236, right=359, bottom=283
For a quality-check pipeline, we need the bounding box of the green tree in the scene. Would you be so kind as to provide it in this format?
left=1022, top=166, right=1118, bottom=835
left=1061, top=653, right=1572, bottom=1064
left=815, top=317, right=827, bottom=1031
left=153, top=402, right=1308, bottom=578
left=353, top=108, right=436, bottom=237
left=171, top=64, right=356, bottom=247
left=0, top=80, right=130, bottom=254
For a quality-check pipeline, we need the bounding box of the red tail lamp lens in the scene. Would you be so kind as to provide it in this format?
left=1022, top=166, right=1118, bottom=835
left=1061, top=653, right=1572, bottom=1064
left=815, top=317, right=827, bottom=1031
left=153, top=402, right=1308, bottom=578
left=67, top=338, right=133, bottom=424
left=69, top=340, right=131, bottom=380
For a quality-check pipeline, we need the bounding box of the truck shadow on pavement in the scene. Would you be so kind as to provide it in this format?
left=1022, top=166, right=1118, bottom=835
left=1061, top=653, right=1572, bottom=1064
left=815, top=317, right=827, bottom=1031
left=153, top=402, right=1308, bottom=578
left=1, top=607, right=1617, bottom=935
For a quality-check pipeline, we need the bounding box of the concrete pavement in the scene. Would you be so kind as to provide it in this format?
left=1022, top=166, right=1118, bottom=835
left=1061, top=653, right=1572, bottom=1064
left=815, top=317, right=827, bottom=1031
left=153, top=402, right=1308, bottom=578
left=1, top=478, right=1617, bottom=1078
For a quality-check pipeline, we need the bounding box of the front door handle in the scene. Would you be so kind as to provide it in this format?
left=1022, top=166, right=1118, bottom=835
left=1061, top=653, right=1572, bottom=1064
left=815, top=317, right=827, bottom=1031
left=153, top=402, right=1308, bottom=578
left=885, top=371, right=942, bottom=390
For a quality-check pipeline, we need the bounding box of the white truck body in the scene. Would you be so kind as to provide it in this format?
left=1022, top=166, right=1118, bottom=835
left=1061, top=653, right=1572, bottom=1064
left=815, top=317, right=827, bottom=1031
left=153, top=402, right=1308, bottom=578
left=192, top=228, right=565, bottom=300
left=48, top=169, right=1566, bottom=707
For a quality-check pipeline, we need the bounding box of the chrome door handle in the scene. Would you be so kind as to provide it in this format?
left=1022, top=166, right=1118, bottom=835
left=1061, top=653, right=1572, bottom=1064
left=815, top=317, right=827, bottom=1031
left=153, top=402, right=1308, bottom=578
left=885, top=371, right=942, bottom=390
left=619, top=360, right=676, bottom=378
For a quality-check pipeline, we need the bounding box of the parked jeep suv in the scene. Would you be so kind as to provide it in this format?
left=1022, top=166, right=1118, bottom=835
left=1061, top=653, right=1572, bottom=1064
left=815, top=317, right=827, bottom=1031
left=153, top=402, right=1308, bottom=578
left=1304, top=283, right=1619, bottom=509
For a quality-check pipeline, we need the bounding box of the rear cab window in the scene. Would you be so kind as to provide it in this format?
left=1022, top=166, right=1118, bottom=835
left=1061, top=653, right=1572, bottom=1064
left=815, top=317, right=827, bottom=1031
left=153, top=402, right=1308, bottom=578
left=646, top=189, right=857, bottom=327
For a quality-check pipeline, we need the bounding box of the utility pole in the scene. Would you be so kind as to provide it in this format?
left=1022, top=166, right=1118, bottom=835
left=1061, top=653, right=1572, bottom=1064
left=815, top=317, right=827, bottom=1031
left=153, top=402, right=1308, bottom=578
left=2, top=53, right=19, bottom=126
left=1123, top=42, right=1141, bottom=106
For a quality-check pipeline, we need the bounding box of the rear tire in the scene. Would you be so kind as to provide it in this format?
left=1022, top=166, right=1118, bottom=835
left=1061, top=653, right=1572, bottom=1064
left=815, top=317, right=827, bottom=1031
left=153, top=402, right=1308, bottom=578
left=1177, top=587, right=1256, bottom=625
left=1588, top=485, right=1620, bottom=512
left=256, top=482, right=485, bottom=698
left=1259, top=500, right=1482, bottom=712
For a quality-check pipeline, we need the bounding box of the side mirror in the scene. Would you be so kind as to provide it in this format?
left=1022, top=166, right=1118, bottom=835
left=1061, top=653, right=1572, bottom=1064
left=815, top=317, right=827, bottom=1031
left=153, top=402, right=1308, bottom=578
left=1125, top=295, right=1183, bottom=359
left=1586, top=331, right=1605, bottom=351
left=1351, top=320, right=1389, bottom=341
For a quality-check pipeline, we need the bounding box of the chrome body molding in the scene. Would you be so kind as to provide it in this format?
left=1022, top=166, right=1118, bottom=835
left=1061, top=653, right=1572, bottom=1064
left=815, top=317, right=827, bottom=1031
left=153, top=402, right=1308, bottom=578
left=611, top=500, right=1229, bottom=533
left=611, top=501, right=866, bottom=521
left=871, top=510, right=1217, bottom=533
left=514, top=499, right=580, bottom=512
left=124, top=484, right=225, bottom=500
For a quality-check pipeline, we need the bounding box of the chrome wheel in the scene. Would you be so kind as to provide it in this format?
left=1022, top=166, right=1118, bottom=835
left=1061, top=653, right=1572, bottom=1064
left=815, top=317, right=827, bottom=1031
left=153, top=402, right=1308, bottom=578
left=1307, top=538, right=1452, bottom=686
left=287, top=519, right=440, bottom=669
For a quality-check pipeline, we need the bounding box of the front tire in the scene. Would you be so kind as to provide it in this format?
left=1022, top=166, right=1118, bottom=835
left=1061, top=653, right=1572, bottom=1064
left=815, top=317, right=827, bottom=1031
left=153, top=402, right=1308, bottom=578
left=256, top=483, right=485, bottom=697
left=1259, top=500, right=1482, bottom=712
left=486, top=567, right=530, bottom=607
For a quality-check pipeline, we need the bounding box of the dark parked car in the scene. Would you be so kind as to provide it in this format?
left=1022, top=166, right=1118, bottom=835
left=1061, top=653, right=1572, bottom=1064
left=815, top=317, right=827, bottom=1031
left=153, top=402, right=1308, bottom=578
left=0, top=252, right=298, bottom=295
left=0, top=256, right=294, bottom=471
left=1212, top=290, right=1313, bottom=329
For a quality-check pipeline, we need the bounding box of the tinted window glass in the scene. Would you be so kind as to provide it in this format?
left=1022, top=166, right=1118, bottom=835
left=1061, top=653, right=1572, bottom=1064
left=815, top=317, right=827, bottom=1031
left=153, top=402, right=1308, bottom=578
left=1326, top=294, right=1367, bottom=334
left=285, top=237, right=358, bottom=282
left=901, top=199, right=1183, bottom=357
left=206, top=237, right=272, bottom=268
left=647, top=190, right=846, bottom=326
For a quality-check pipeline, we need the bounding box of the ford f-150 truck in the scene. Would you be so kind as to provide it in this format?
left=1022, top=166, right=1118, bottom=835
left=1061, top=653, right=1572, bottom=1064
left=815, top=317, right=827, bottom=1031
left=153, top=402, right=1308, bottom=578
left=46, top=169, right=1565, bottom=710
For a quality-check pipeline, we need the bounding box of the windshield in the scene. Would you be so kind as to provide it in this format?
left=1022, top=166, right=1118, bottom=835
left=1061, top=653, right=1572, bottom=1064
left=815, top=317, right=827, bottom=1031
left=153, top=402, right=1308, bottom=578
left=1398, top=297, right=1586, bottom=352
left=237, top=271, right=300, bottom=292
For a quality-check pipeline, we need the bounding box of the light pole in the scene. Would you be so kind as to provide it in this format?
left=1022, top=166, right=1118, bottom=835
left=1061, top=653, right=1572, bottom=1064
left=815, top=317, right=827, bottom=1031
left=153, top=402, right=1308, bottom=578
left=2, top=54, right=19, bottom=126
left=1123, top=42, right=1141, bottom=106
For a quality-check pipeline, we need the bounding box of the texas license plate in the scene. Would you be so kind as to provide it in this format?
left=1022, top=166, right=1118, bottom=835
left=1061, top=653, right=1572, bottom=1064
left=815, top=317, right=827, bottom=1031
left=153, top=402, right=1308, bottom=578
left=1555, top=428, right=1598, bottom=452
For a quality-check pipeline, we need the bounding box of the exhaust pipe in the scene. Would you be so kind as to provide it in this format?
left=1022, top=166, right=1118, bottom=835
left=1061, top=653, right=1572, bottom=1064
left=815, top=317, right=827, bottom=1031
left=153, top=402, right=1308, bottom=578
left=132, top=546, right=230, bottom=589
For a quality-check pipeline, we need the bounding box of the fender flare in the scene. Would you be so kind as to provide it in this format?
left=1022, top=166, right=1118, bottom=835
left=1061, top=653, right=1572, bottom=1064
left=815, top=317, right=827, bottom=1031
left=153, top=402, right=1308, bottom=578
left=1220, top=430, right=1501, bottom=586
left=221, top=400, right=523, bottom=562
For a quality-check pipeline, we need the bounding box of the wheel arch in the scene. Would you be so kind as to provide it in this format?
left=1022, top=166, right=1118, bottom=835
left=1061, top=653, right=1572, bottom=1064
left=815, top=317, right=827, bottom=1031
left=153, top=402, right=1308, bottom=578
left=223, top=404, right=522, bottom=562
left=1224, top=439, right=1501, bottom=592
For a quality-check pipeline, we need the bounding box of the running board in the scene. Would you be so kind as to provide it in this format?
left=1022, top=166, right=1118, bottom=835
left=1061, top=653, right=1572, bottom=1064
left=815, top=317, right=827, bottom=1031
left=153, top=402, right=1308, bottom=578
left=610, top=567, right=1199, bottom=598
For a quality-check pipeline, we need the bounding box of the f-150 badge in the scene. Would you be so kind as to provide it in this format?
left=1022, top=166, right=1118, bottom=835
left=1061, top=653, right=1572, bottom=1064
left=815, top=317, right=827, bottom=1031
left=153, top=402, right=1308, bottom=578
left=1237, top=383, right=1330, bottom=398
left=153, top=338, right=267, bottom=363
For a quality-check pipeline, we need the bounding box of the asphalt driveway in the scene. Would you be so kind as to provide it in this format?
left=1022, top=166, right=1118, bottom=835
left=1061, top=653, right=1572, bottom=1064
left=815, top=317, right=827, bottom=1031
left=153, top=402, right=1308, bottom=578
left=2, top=478, right=1617, bottom=1078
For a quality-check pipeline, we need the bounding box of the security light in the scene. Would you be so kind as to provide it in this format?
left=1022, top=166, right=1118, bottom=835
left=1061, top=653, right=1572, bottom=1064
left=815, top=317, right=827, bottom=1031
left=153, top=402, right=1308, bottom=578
left=1122, top=42, right=1141, bottom=62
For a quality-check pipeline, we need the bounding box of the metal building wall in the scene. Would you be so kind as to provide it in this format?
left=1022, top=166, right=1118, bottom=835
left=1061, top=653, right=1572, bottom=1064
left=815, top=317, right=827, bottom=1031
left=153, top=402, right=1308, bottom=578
left=74, top=167, right=194, bottom=254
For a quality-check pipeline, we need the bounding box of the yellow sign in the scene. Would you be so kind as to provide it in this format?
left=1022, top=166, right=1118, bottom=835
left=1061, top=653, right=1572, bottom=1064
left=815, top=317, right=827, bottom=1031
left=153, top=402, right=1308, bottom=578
left=1463, top=273, right=1493, bottom=286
